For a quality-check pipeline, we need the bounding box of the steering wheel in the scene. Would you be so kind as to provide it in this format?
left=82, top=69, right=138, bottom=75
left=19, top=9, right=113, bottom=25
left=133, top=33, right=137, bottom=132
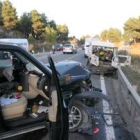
left=48, top=56, right=69, bottom=140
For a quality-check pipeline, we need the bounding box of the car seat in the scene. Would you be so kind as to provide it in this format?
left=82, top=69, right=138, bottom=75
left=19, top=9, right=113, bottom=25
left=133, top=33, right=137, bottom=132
left=1, top=92, right=27, bottom=120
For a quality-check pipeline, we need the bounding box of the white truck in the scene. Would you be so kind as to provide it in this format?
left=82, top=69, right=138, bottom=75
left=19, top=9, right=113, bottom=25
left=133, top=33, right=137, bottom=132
left=84, top=38, right=99, bottom=58
left=87, top=40, right=131, bottom=74
left=0, top=38, right=29, bottom=51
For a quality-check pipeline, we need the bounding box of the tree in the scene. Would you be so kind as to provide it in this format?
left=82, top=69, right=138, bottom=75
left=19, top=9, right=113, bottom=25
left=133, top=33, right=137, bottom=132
left=93, top=34, right=100, bottom=39
left=18, top=12, right=31, bottom=38
left=48, top=20, right=56, bottom=29
left=69, top=36, right=78, bottom=44
left=30, top=10, right=45, bottom=39
left=0, top=1, right=3, bottom=25
left=2, top=0, right=18, bottom=30
left=45, top=25, right=56, bottom=43
left=78, top=35, right=91, bottom=45
left=124, top=17, right=140, bottom=42
left=56, top=24, right=69, bottom=42
left=107, top=28, right=122, bottom=42
left=40, top=13, right=48, bottom=26
left=100, top=30, right=108, bottom=41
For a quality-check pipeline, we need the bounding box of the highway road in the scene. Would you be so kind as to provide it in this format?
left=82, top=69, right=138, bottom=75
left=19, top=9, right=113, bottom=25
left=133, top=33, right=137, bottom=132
left=8, top=49, right=137, bottom=140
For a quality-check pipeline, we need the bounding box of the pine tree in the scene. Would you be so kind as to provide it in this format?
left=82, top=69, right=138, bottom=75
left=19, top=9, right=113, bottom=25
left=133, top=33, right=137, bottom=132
left=124, top=17, right=140, bottom=42
left=56, top=24, right=69, bottom=42
left=2, top=0, right=18, bottom=30
left=0, top=1, right=3, bottom=26
left=30, top=10, right=44, bottom=39
left=19, top=12, right=31, bottom=38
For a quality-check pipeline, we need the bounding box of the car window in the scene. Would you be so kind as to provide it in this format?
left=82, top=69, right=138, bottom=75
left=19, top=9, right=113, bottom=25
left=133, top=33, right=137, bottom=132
left=55, top=44, right=60, bottom=47
left=63, top=44, right=72, bottom=47
left=13, top=51, right=44, bottom=74
left=0, top=51, right=12, bottom=68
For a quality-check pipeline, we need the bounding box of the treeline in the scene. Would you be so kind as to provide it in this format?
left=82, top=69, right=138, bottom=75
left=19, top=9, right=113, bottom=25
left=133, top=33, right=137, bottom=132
left=0, top=0, right=69, bottom=46
left=79, top=14, right=140, bottom=46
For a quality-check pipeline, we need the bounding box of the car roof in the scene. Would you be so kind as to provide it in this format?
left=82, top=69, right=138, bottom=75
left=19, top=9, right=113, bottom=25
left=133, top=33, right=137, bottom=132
left=91, top=41, right=116, bottom=48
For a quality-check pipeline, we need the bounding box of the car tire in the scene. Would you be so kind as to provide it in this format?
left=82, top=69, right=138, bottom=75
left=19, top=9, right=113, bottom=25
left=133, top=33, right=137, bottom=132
left=63, top=52, right=65, bottom=54
left=69, top=101, right=91, bottom=132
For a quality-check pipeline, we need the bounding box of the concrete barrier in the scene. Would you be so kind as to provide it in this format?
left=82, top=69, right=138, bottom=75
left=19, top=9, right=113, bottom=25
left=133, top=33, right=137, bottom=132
left=117, top=67, right=140, bottom=139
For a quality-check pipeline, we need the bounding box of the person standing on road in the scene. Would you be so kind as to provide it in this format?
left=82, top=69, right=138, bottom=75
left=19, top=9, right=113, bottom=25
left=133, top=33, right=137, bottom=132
left=52, top=44, right=55, bottom=54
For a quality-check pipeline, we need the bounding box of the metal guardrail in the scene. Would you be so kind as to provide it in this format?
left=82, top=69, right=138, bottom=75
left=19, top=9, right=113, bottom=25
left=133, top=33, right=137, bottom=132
left=118, top=67, right=140, bottom=139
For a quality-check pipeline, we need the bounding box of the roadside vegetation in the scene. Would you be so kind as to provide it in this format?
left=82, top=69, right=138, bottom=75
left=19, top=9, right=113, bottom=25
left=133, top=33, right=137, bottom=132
left=0, top=0, right=77, bottom=52
left=122, top=66, right=140, bottom=95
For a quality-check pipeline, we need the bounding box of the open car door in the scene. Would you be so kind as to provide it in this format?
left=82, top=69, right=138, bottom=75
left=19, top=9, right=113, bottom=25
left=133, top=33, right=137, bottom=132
left=90, top=54, right=99, bottom=66
left=118, top=55, right=131, bottom=66
left=111, top=56, right=119, bottom=68
left=48, top=56, right=69, bottom=140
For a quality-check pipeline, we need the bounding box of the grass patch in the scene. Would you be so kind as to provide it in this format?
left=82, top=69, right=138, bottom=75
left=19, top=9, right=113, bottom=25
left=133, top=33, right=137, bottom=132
left=122, top=66, right=140, bottom=95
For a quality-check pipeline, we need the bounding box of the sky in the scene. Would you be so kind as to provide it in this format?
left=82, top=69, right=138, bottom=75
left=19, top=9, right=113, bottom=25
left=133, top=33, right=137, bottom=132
left=1, top=0, right=140, bottom=38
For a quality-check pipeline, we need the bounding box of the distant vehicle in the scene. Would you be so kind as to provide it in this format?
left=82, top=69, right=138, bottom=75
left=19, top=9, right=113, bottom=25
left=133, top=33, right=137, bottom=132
left=81, top=45, right=84, bottom=50
left=87, top=41, right=131, bottom=74
left=0, top=38, right=29, bottom=51
left=63, top=44, right=77, bottom=54
left=55, top=44, right=63, bottom=51
left=84, top=38, right=99, bottom=57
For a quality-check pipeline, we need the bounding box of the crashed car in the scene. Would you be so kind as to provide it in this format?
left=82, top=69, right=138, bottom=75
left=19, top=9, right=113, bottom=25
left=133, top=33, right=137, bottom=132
left=0, top=43, right=69, bottom=140
left=0, top=43, right=108, bottom=139
left=87, top=41, right=131, bottom=74
left=46, top=60, right=105, bottom=132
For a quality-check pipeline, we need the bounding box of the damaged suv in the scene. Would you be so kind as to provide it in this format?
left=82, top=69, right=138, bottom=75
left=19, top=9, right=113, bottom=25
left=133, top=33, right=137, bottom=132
left=0, top=43, right=109, bottom=139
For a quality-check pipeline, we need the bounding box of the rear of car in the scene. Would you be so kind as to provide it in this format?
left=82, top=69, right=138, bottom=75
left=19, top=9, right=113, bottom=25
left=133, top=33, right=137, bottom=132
left=55, top=44, right=63, bottom=51
left=63, top=44, right=77, bottom=54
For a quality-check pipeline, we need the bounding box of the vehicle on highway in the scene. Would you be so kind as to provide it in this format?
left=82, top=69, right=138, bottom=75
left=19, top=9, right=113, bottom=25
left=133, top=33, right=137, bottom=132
left=84, top=38, right=99, bottom=58
left=0, top=43, right=69, bottom=140
left=87, top=40, right=131, bottom=74
left=46, top=60, right=107, bottom=132
left=0, top=43, right=108, bottom=138
left=81, top=45, right=84, bottom=50
left=63, top=44, right=77, bottom=54
left=55, top=44, right=63, bottom=51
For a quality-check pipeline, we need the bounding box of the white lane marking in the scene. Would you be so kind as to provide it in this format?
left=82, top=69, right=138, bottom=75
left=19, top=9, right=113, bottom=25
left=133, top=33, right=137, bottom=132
left=100, top=75, right=116, bottom=140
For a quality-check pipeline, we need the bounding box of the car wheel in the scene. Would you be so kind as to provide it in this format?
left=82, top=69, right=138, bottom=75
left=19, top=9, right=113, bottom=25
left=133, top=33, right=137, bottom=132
left=63, top=52, right=65, bottom=54
left=69, top=101, right=91, bottom=132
